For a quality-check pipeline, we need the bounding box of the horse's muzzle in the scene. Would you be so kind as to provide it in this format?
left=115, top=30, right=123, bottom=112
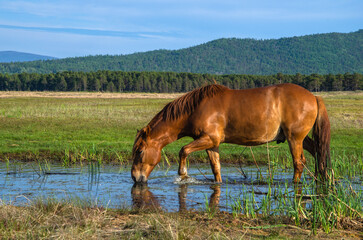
left=132, top=172, right=148, bottom=183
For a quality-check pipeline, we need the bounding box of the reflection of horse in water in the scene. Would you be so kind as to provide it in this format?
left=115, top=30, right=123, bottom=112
left=131, top=184, right=161, bottom=210
left=132, top=84, right=331, bottom=184
left=178, top=184, right=221, bottom=212
left=131, top=184, right=221, bottom=211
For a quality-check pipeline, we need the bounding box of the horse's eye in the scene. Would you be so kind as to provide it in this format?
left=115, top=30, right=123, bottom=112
left=136, top=149, right=144, bottom=158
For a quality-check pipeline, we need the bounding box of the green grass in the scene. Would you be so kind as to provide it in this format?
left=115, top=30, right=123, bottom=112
left=0, top=91, right=361, bottom=166
left=0, top=97, right=166, bottom=161
left=224, top=178, right=363, bottom=234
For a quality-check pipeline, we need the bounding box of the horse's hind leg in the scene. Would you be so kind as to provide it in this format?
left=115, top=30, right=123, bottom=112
left=288, top=140, right=306, bottom=183
left=303, top=136, right=315, bottom=157
left=206, top=147, right=222, bottom=182
left=178, top=135, right=215, bottom=179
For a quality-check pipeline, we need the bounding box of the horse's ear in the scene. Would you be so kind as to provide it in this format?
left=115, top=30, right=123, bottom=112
left=141, top=130, right=146, bottom=139
left=138, top=126, right=151, bottom=140
left=144, top=126, right=151, bottom=135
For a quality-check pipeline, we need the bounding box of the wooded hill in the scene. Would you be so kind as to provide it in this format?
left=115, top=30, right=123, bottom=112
left=0, top=30, right=362, bottom=75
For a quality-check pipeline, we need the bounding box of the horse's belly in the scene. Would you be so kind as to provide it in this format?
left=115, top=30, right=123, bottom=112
left=223, top=122, right=280, bottom=146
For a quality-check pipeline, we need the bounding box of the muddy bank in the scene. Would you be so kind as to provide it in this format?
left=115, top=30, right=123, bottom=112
left=0, top=150, right=270, bottom=165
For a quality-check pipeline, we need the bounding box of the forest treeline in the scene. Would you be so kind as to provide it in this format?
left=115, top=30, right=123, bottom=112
left=0, top=71, right=361, bottom=92
left=0, top=30, right=362, bottom=75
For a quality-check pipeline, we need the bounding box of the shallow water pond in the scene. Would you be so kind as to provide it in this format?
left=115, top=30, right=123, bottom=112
left=0, top=162, right=361, bottom=213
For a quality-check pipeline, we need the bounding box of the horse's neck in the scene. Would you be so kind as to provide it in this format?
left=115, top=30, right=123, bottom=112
left=149, top=120, right=181, bottom=149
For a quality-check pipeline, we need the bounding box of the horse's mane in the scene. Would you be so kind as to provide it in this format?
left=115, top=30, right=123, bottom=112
left=132, top=84, right=228, bottom=156
left=150, top=84, right=228, bottom=127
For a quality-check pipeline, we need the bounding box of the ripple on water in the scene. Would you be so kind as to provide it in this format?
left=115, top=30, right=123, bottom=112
left=173, top=175, right=210, bottom=185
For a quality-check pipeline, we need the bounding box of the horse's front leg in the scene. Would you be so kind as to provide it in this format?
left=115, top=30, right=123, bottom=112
left=178, top=135, right=215, bottom=179
left=206, top=147, right=222, bottom=182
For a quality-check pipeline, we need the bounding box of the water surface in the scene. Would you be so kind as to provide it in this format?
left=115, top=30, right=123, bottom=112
left=0, top=162, right=361, bottom=212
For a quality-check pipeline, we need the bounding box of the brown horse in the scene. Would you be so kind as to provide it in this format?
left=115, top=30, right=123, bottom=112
left=131, top=83, right=331, bottom=184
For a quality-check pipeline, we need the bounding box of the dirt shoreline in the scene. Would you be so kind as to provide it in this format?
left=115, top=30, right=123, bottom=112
left=0, top=151, right=267, bottom=166
left=0, top=91, right=183, bottom=99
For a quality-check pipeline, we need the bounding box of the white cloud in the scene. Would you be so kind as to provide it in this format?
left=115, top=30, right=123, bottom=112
left=0, top=27, right=199, bottom=57
left=0, top=24, right=179, bottom=39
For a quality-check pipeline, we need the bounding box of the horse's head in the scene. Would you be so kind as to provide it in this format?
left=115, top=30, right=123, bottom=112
left=131, top=126, right=161, bottom=183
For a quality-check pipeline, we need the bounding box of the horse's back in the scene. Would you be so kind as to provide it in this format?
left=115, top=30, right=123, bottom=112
left=229, top=83, right=317, bottom=120
left=185, top=83, right=318, bottom=145
left=221, top=84, right=318, bottom=145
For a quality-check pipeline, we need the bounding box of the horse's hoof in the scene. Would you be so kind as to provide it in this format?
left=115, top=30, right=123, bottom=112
left=180, top=175, right=190, bottom=181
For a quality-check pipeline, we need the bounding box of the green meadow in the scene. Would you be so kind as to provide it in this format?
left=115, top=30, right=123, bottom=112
left=0, top=91, right=361, bottom=169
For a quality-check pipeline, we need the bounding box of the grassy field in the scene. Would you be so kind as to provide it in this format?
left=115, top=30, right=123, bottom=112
left=0, top=90, right=361, bottom=167
left=0, top=90, right=362, bottom=239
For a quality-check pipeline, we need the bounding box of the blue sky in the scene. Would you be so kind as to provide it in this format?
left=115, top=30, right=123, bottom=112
left=0, top=0, right=362, bottom=58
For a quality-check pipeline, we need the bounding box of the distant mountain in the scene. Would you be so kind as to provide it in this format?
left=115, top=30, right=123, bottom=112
left=0, top=30, right=362, bottom=74
left=0, top=51, right=56, bottom=63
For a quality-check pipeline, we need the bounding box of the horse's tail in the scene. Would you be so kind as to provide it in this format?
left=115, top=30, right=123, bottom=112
left=313, top=96, right=331, bottom=181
